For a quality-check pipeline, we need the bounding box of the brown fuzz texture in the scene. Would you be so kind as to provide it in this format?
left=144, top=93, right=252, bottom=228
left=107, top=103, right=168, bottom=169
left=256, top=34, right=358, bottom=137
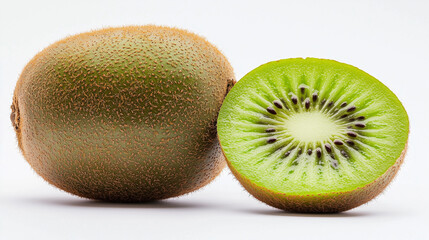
left=12, top=26, right=235, bottom=202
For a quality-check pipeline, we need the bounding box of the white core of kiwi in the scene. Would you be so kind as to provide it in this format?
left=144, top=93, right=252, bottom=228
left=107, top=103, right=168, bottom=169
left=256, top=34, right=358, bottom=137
left=283, top=111, right=343, bottom=143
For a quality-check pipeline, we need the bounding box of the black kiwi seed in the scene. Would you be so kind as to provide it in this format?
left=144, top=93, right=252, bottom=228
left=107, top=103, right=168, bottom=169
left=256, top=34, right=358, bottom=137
left=340, top=150, right=349, bottom=158
left=346, top=140, right=355, bottom=146
left=356, top=116, right=365, bottom=120
left=347, top=106, right=356, bottom=112
left=355, top=123, right=366, bottom=128
left=347, top=132, right=357, bottom=137
left=266, top=107, right=277, bottom=115
left=300, top=86, right=306, bottom=93
left=273, top=100, right=283, bottom=109
left=321, top=99, right=326, bottom=106
left=285, top=151, right=291, bottom=157
left=327, top=101, right=334, bottom=108
left=316, top=148, right=322, bottom=158
left=298, top=148, right=302, bottom=155
left=349, top=118, right=355, bottom=122
left=312, top=93, right=318, bottom=102
left=340, top=102, right=347, bottom=108
left=334, top=139, right=344, bottom=145
left=291, top=96, right=298, bottom=104
left=265, top=128, right=276, bottom=133
left=307, top=149, right=312, bottom=155
left=325, top=143, right=332, bottom=153
left=340, top=114, right=348, bottom=118
left=304, top=98, right=310, bottom=109
left=267, top=138, right=277, bottom=144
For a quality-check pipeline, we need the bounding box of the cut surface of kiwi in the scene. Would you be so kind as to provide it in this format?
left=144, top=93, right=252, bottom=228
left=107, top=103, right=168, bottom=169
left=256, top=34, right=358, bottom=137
left=217, top=58, right=409, bottom=212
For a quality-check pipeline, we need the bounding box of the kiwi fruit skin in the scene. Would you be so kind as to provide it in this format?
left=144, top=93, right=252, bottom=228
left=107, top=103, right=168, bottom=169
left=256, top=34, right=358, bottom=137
left=11, top=26, right=235, bottom=202
left=218, top=58, right=409, bottom=213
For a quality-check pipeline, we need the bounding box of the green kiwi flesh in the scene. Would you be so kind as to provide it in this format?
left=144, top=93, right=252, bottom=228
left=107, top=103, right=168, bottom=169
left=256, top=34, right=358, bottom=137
left=11, top=26, right=235, bottom=202
left=217, top=58, right=408, bottom=212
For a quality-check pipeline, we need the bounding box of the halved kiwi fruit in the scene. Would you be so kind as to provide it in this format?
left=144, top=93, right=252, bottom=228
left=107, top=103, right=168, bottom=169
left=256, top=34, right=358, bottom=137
left=217, top=58, right=409, bottom=213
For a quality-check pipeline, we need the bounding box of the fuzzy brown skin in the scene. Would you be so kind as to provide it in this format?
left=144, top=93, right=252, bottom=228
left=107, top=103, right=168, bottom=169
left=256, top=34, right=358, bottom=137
left=224, top=142, right=407, bottom=213
left=11, top=26, right=235, bottom=202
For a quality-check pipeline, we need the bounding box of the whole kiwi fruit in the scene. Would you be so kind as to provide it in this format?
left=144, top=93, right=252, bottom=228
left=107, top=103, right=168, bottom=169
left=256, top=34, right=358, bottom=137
left=217, top=58, right=408, bottom=213
left=11, top=26, right=235, bottom=202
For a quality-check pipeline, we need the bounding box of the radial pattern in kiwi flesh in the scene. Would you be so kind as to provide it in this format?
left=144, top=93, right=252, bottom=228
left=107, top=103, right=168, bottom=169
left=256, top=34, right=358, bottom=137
left=217, top=58, right=408, bottom=213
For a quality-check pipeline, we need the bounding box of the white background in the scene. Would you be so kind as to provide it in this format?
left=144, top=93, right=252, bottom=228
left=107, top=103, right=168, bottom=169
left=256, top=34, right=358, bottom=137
left=1, top=0, right=428, bottom=239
